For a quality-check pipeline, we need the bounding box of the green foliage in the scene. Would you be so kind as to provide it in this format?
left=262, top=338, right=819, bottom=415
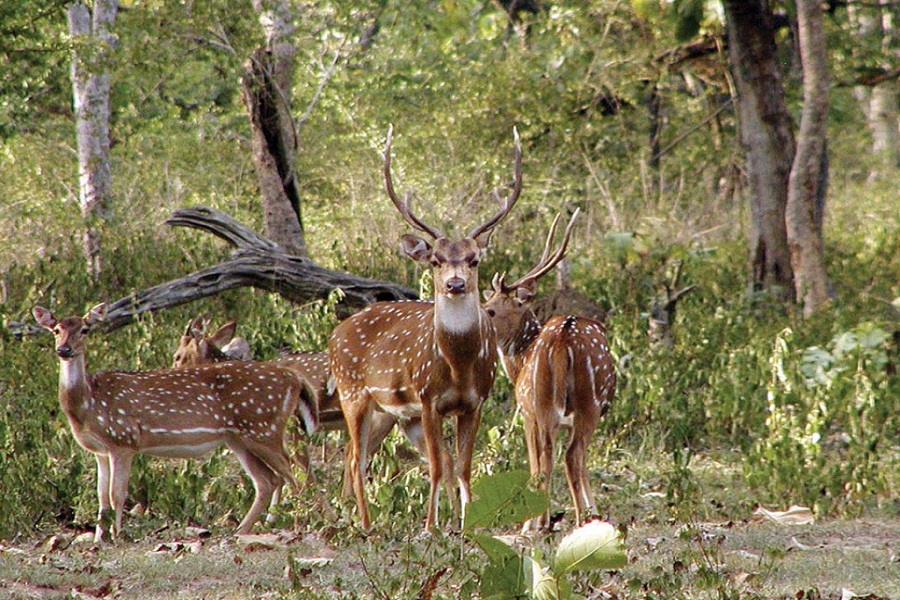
left=1, top=0, right=899, bottom=582
left=463, top=470, right=548, bottom=532
left=745, top=323, right=898, bottom=516
left=465, top=472, right=626, bottom=600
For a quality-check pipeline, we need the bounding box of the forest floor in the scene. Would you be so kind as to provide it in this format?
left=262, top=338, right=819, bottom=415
left=1, top=517, right=898, bottom=599
left=0, top=451, right=897, bottom=599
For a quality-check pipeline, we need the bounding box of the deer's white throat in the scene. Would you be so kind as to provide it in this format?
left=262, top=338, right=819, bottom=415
left=435, top=292, right=481, bottom=334
left=59, top=356, right=87, bottom=391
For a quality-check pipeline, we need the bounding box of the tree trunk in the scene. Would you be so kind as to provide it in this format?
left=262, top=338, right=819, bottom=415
left=787, top=0, right=831, bottom=316
left=241, top=0, right=307, bottom=257
left=722, top=0, right=795, bottom=300
left=95, top=206, right=417, bottom=332
left=67, top=0, right=117, bottom=278
left=849, top=1, right=900, bottom=180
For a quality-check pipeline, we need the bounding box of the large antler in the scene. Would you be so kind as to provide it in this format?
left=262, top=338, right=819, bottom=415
left=499, top=208, right=580, bottom=291
left=383, top=125, right=445, bottom=239
left=468, top=127, right=523, bottom=240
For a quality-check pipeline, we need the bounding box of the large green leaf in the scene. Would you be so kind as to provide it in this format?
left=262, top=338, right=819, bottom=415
left=529, top=552, right=574, bottom=600
left=463, top=470, right=548, bottom=532
left=472, top=534, right=528, bottom=600
left=552, top=520, right=627, bottom=574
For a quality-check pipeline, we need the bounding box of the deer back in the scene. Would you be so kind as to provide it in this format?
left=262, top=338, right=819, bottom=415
left=275, top=350, right=335, bottom=412
left=87, top=362, right=310, bottom=454
left=517, top=315, right=615, bottom=423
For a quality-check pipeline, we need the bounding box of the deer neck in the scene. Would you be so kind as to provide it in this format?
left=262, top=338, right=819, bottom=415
left=498, top=310, right=542, bottom=382
left=434, top=292, right=488, bottom=369
left=57, top=354, right=94, bottom=423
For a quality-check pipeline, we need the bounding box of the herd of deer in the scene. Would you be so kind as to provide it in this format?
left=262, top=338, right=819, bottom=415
left=33, top=128, right=616, bottom=542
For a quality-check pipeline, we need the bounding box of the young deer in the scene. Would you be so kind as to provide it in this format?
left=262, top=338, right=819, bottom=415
left=329, top=126, right=522, bottom=530
left=172, top=315, right=252, bottom=367
left=34, top=303, right=315, bottom=541
left=483, top=210, right=616, bottom=531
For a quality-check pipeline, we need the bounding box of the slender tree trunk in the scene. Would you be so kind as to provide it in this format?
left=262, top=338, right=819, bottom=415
left=787, top=0, right=831, bottom=316
left=242, top=0, right=307, bottom=256
left=849, top=1, right=900, bottom=180
left=722, top=0, right=795, bottom=300
left=67, top=0, right=117, bottom=278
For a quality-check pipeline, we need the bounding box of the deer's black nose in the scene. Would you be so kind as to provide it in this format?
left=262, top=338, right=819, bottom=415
left=446, top=277, right=467, bottom=295
left=57, top=346, right=74, bottom=359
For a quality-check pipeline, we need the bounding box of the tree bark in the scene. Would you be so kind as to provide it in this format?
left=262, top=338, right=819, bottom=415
left=97, top=206, right=417, bottom=332
left=850, top=0, right=900, bottom=179
left=67, top=0, right=117, bottom=278
left=241, top=0, right=306, bottom=256
left=787, top=0, right=831, bottom=316
left=722, top=0, right=795, bottom=300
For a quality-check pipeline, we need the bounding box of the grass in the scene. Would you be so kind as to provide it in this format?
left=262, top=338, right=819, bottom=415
left=0, top=445, right=897, bottom=599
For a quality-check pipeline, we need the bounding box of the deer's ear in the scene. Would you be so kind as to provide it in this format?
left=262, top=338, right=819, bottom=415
left=33, top=306, right=57, bottom=329
left=483, top=289, right=495, bottom=301
left=208, top=321, right=238, bottom=346
left=401, top=234, right=433, bottom=263
left=84, top=303, right=108, bottom=327
left=514, top=280, right=537, bottom=305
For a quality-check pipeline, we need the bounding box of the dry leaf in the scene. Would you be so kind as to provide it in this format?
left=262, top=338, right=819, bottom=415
left=752, top=505, right=815, bottom=525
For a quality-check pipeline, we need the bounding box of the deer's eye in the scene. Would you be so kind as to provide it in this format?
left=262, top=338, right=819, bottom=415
left=81, top=327, right=90, bottom=335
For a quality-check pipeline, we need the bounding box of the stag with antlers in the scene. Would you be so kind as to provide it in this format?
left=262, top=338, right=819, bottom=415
left=328, top=126, right=522, bottom=531
left=483, top=210, right=616, bottom=531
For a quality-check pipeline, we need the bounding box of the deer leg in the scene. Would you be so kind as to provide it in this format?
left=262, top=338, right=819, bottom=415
left=108, top=451, right=134, bottom=540
left=402, top=417, right=459, bottom=526
left=420, top=407, right=444, bottom=531
left=565, top=420, right=597, bottom=526
left=241, top=437, right=298, bottom=526
left=342, top=392, right=374, bottom=529
left=94, top=453, right=113, bottom=542
left=342, top=411, right=396, bottom=499
left=243, top=437, right=299, bottom=491
left=228, top=443, right=280, bottom=534
left=455, top=408, right=482, bottom=527
left=518, top=413, right=543, bottom=534
left=535, top=423, right=556, bottom=531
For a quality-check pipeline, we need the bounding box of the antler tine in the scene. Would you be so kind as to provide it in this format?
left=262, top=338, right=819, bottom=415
left=383, top=125, right=444, bottom=239
left=491, top=271, right=508, bottom=292
left=468, top=127, right=523, bottom=239
left=506, top=208, right=580, bottom=290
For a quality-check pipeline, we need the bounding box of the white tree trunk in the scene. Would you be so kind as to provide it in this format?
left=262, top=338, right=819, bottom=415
left=786, top=0, right=830, bottom=316
left=68, top=0, right=117, bottom=277
left=849, top=1, right=900, bottom=179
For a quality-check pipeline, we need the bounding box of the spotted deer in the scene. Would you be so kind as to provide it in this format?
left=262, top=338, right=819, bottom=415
left=170, top=320, right=392, bottom=497
left=482, top=210, right=616, bottom=531
left=34, top=303, right=315, bottom=541
left=172, top=315, right=252, bottom=367
left=328, top=126, right=522, bottom=530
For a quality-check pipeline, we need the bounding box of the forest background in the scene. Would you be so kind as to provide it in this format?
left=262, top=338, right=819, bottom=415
left=0, top=1, right=897, bottom=598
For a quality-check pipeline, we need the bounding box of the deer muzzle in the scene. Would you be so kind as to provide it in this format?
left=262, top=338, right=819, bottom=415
left=445, top=277, right=467, bottom=295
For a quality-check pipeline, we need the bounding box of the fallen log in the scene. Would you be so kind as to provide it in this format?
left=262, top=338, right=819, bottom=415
left=94, top=206, right=417, bottom=331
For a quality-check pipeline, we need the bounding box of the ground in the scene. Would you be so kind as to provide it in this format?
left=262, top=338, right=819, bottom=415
left=1, top=516, right=897, bottom=599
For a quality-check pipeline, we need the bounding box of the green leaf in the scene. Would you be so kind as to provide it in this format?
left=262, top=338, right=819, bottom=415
left=855, top=324, right=889, bottom=350
left=552, top=520, right=627, bottom=574
left=472, top=534, right=529, bottom=599
left=464, top=470, right=549, bottom=532
left=529, top=555, right=560, bottom=600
